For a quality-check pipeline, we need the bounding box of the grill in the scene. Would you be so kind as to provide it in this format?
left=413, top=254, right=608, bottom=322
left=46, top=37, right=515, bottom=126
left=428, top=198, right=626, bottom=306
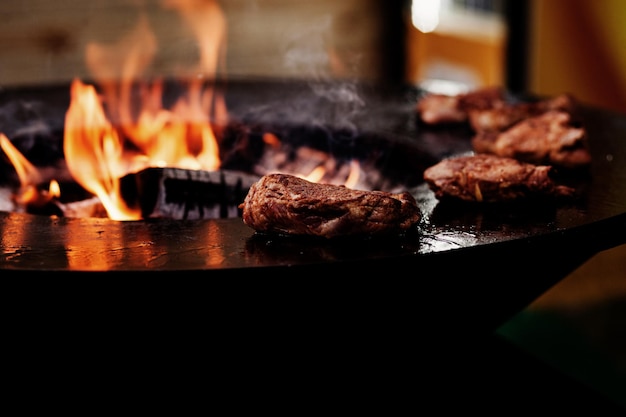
left=2, top=78, right=626, bottom=335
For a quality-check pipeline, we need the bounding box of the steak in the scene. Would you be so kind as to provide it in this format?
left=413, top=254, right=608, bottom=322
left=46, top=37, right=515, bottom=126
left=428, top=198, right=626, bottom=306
left=416, top=86, right=576, bottom=132
left=416, top=86, right=504, bottom=125
left=239, top=173, right=421, bottom=238
left=472, top=110, right=591, bottom=169
left=423, top=153, right=577, bottom=203
left=466, top=93, right=576, bottom=133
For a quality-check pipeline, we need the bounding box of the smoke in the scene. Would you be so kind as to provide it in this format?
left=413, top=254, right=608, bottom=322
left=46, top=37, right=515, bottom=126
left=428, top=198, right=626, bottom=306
left=227, top=10, right=369, bottom=140
left=281, top=13, right=334, bottom=80
left=0, top=100, right=64, bottom=166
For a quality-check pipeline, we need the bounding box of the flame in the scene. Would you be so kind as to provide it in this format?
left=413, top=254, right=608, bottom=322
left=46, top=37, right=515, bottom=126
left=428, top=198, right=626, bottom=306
left=309, top=160, right=361, bottom=187
left=0, top=133, right=60, bottom=209
left=343, top=160, right=361, bottom=189
left=303, top=166, right=326, bottom=183
left=62, top=0, right=229, bottom=220
left=64, top=79, right=141, bottom=220
left=1, top=0, right=364, bottom=220
left=0, top=133, right=42, bottom=189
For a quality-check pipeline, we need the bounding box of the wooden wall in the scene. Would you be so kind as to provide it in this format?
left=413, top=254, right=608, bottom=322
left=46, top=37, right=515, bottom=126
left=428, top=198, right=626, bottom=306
left=0, top=0, right=389, bottom=88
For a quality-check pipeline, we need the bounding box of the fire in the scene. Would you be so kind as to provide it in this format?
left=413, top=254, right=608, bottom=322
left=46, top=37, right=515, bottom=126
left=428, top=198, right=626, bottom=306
left=0, top=133, right=60, bottom=210
left=64, top=80, right=142, bottom=220
left=2, top=0, right=230, bottom=219
left=62, top=0, right=228, bottom=220
left=63, top=75, right=226, bottom=220
left=0, top=0, right=364, bottom=220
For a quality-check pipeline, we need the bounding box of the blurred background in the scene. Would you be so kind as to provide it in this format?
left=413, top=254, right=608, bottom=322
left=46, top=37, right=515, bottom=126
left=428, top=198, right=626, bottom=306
left=0, top=0, right=624, bottom=409
left=404, top=0, right=626, bottom=410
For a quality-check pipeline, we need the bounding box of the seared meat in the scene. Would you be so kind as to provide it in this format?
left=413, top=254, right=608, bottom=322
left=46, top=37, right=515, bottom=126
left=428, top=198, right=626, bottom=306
left=417, top=87, right=590, bottom=170
left=416, top=86, right=504, bottom=125
left=416, top=94, right=468, bottom=125
left=239, top=173, right=421, bottom=238
left=467, top=93, right=576, bottom=133
left=416, top=85, right=576, bottom=132
left=423, top=153, right=577, bottom=203
left=472, top=110, right=591, bottom=169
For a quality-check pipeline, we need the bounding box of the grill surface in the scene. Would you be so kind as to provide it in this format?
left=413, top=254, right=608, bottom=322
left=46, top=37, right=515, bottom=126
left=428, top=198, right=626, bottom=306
left=1, top=80, right=626, bottom=332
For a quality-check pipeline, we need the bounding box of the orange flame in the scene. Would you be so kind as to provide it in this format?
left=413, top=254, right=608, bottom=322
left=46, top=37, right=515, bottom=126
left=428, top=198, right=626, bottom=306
left=0, top=133, right=42, bottom=189
left=1, top=0, right=364, bottom=220
left=64, top=79, right=140, bottom=220
left=0, top=133, right=60, bottom=209
left=62, top=0, right=228, bottom=220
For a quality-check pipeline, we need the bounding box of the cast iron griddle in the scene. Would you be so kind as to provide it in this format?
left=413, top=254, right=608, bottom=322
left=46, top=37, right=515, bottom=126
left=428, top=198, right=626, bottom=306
left=1, top=81, right=625, bottom=329
left=0, top=82, right=626, bottom=306
left=1, top=81, right=625, bottom=269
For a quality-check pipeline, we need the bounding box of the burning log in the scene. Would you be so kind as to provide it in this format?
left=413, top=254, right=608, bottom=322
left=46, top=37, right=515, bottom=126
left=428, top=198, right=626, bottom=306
left=120, top=167, right=260, bottom=220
